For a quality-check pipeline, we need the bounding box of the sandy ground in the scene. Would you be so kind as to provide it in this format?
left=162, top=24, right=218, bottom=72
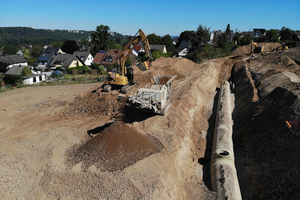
left=0, top=56, right=229, bottom=199
left=1, top=43, right=297, bottom=200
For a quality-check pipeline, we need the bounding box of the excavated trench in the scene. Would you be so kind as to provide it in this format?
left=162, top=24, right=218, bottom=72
left=227, top=49, right=300, bottom=200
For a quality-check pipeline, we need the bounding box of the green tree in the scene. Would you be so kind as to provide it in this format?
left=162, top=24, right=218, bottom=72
left=31, top=45, right=44, bottom=58
left=266, top=29, right=279, bottom=42
left=91, top=25, right=110, bottom=56
left=233, top=30, right=242, bottom=45
left=61, top=40, right=79, bottom=54
left=161, top=34, right=175, bottom=52
left=147, top=33, right=162, bottom=45
left=115, top=37, right=121, bottom=45
left=217, top=24, right=232, bottom=52
left=279, top=27, right=294, bottom=41
left=3, top=45, right=18, bottom=55
left=225, top=24, right=231, bottom=36
left=187, top=24, right=210, bottom=63
left=240, top=35, right=252, bottom=46
left=203, top=45, right=216, bottom=60
left=177, top=30, right=195, bottom=46
left=51, top=41, right=63, bottom=48
left=125, top=57, right=132, bottom=67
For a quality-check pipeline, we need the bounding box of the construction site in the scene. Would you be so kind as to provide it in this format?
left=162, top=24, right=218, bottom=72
left=1, top=43, right=300, bottom=199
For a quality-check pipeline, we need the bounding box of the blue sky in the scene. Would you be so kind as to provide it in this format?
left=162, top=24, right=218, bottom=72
left=0, top=0, right=299, bottom=36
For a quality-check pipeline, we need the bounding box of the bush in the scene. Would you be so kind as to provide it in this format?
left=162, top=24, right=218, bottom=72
left=45, top=68, right=51, bottom=72
left=4, top=75, right=22, bottom=85
left=90, top=63, right=100, bottom=69
left=21, top=66, right=33, bottom=76
left=66, top=65, right=90, bottom=74
left=151, top=50, right=173, bottom=60
left=56, top=66, right=63, bottom=71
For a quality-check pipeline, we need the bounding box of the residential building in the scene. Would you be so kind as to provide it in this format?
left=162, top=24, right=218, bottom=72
left=253, top=29, right=266, bottom=38
left=210, top=30, right=222, bottom=45
left=93, top=49, right=136, bottom=68
left=150, top=45, right=167, bottom=53
left=49, top=54, right=85, bottom=69
left=4, top=65, right=45, bottom=85
left=22, top=74, right=46, bottom=85
left=35, top=47, right=63, bottom=68
left=0, top=55, right=28, bottom=73
left=72, top=51, right=94, bottom=66
left=177, top=41, right=192, bottom=58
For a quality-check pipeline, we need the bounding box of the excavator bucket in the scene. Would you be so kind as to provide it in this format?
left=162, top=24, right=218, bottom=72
left=137, top=60, right=151, bottom=71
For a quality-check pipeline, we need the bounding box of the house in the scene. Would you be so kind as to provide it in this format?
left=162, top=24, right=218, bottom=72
left=4, top=65, right=45, bottom=85
left=139, top=45, right=167, bottom=54
left=150, top=45, right=167, bottom=53
left=5, top=64, right=27, bottom=75
left=253, top=29, right=266, bottom=38
left=22, top=74, right=46, bottom=85
left=35, top=47, right=64, bottom=68
left=210, top=30, right=222, bottom=46
left=133, top=45, right=142, bottom=56
left=0, top=55, right=28, bottom=73
left=16, top=50, right=24, bottom=56
left=93, top=49, right=136, bottom=68
left=72, top=51, right=93, bottom=66
left=177, top=41, right=192, bottom=58
left=49, top=54, right=85, bottom=69
left=151, top=45, right=167, bottom=53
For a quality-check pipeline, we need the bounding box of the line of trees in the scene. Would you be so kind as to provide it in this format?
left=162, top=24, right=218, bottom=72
left=179, top=24, right=300, bottom=63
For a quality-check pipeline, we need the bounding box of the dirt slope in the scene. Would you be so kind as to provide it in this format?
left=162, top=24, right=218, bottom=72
left=233, top=47, right=300, bottom=199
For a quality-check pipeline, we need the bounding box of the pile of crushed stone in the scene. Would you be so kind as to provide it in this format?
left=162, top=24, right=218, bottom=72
left=67, top=121, right=163, bottom=172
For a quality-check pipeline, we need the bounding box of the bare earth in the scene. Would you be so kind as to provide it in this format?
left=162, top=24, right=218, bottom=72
left=1, top=57, right=226, bottom=200
left=1, top=43, right=300, bottom=199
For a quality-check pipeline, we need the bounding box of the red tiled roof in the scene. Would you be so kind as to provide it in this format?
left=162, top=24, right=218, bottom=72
left=134, top=45, right=142, bottom=52
left=93, top=49, right=136, bottom=66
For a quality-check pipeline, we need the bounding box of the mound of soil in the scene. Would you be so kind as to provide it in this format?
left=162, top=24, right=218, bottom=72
left=131, top=57, right=198, bottom=88
left=231, top=42, right=281, bottom=56
left=69, top=121, right=163, bottom=172
left=63, top=87, right=126, bottom=119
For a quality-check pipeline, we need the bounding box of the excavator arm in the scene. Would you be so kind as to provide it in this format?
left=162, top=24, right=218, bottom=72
left=117, top=29, right=153, bottom=76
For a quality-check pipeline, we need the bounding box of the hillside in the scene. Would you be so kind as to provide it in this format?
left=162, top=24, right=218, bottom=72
left=0, top=27, right=128, bottom=45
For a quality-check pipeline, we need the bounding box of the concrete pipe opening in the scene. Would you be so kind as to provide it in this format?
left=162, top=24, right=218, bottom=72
left=216, top=149, right=230, bottom=158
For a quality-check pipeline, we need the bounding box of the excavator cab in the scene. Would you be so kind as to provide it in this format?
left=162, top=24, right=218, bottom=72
left=126, top=67, right=134, bottom=83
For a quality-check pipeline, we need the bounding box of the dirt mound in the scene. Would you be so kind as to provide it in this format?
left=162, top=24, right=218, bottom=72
left=63, top=87, right=126, bottom=118
left=231, top=42, right=281, bottom=56
left=272, top=54, right=299, bottom=67
left=68, top=121, right=163, bottom=171
left=132, top=57, right=198, bottom=87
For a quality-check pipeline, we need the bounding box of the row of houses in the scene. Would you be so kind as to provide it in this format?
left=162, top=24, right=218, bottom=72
left=0, top=43, right=170, bottom=85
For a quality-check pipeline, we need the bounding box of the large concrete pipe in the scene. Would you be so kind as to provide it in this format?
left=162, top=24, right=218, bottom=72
left=210, top=81, right=242, bottom=200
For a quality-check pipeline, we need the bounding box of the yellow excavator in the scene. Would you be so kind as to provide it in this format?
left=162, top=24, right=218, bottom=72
left=251, top=40, right=264, bottom=53
left=103, top=29, right=153, bottom=93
